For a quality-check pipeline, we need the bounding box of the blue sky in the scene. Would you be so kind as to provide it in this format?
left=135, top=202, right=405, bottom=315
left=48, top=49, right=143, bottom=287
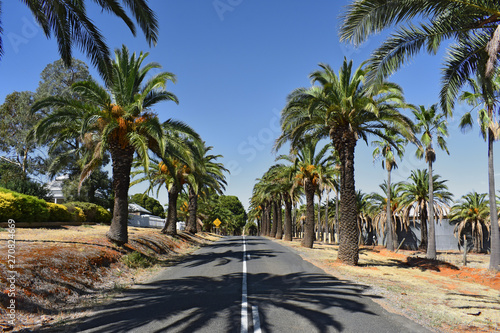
left=0, top=1, right=496, bottom=210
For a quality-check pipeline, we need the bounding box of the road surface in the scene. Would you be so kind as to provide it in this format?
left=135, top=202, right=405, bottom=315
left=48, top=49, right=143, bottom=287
left=63, top=236, right=430, bottom=332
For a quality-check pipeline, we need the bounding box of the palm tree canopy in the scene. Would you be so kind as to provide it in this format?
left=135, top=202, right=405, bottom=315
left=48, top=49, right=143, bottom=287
left=275, top=59, right=414, bottom=152
left=5, top=0, right=159, bottom=82
left=411, top=104, right=449, bottom=163
left=372, top=129, right=407, bottom=171
left=339, top=1, right=500, bottom=114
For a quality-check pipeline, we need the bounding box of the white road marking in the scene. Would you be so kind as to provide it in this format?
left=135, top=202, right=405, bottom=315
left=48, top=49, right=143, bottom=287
left=241, top=236, right=248, bottom=333
left=252, top=305, right=262, bottom=333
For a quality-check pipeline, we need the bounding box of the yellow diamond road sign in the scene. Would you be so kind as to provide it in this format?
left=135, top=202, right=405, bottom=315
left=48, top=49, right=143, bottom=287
left=213, top=218, right=221, bottom=227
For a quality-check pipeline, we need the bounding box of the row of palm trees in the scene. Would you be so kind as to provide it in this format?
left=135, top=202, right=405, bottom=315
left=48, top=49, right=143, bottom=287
left=32, top=45, right=228, bottom=244
left=338, top=0, right=500, bottom=272
left=250, top=1, right=500, bottom=271
left=251, top=56, right=499, bottom=270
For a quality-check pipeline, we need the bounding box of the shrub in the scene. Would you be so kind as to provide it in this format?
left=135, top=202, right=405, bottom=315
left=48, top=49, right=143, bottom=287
left=0, top=187, right=49, bottom=222
left=121, top=251, right=156, bottom=268
left=46, top=202, right=72, bottom=222
left=65, top=205, right=86, bottom=223
left=64, top=202, right=112, bottom=224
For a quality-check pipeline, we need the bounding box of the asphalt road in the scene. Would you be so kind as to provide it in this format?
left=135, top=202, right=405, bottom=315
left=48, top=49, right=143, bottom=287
left=62, top=236, right=431, bottom=333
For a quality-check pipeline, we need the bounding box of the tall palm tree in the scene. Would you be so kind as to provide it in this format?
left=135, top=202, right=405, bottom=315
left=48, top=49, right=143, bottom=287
left=411, top=104, right=450, bottom=259
left=371, top=181, right=403, bottom=247
left=276, top=59, right=413, bottom=265
left=340, top=0, right=500, bottom=269
left=186, top=144, right=228, bottom=234
left=459, top=74, right=500, bottom=269
left=5, top=0, right=159, bottom=82
left=372, top=130, right=407, bottom=251
left=289, top=138, right=334, bottom=248
left=449, top=192, right=491, bottom=253
left=33, top=45, right=178, bottom=244
left=399, top=169, right=453, bottom=250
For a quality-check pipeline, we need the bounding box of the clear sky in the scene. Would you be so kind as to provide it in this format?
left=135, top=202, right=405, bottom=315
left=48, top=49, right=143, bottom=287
left=0, top=1, right=496, bottom=210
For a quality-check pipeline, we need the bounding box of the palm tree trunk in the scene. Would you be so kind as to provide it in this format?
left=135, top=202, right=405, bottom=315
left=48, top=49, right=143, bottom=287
left=270, top=200, right=278, bottom=237
left=420, top=202, right=428, bottom=250
left=162, top=183, right=179, bottom=235
left=325, top=190, right=330, bottom=243
left=186, top=185, right=198, bottom=234
left=106, top=146, right=134, bottom=245
left=427, top=161, right=437, bottom=259
left=265, top=202, right=272, bottom=236
left=283, top=194, right=293, bottom=241
left=276, top=196, right=283, bottom=239
left=337, top=138, right=359, bottom=265
left=335, top=189, right=339, bottom=244
left=386, top=168, right=394, bottom=251
left=488, top=128, right=500, bottom=270
left=302, top=178, right=316, bottom=248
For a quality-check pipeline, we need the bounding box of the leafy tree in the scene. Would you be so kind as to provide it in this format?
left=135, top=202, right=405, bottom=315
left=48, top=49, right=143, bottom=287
left=0, top=91, right=45, bottom=178
left=411, top=104, right=450, bottom=259
left=449, top=192, right=490, bottom=253
left=218, top=195, right=247, bottom=235
left=32, top=45, right=179, bottom=245
left=372, top=130, right=407, bottom=251
left=0, top=161, right=52, bottom=201
left=3, top=0, right=159, bottom=82
left=129, top=193, right=164, bottom=218
left=276, top=59, right=413, bottom=265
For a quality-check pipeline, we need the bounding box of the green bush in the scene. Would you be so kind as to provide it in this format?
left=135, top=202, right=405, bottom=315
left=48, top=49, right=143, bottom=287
left=121, top=251, right=156, bottom=268
left=0, top=187, right=49, bottom=222
left=46, top=202, right=73, bottom=222
left=64, top=201, right=112, bottom=224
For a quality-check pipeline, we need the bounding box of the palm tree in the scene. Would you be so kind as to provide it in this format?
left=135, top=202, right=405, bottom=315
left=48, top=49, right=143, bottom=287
left=339, top=1, right=500, bottom=112
left=399, top=169, right=453, bottom=250
left=33, top=46, right=179, bottom=244
left=6, top=1, right=159, bottom=82
left=459, top=74, right=500, bottom=269
left=411, top=104, right=450, bottom=259
left=340, top=0, right=500, bottom=269
left=449, top=192, right=490, bottom=253
left=371, top=181, right=403, bottom=247
left=276, top=59, right=413, bottom=265
left=372, top=130, right=407, bottom=251
left=289, top=138, right=334, bottom=248
left=185, top=144, right=228, bottom=234
left=356, top=190, right=377, bottom=245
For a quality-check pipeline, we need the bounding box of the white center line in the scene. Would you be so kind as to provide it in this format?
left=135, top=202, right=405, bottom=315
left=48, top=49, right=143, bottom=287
left=252, top=305, right=262, bottom=333
left=241, top=236, right=248, bottom=333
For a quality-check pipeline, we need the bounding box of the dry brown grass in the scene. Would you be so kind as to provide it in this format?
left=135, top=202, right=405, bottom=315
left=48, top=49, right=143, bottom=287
left=0, top=226, right=218, bottom=332
left=274, top=238, right=500, bottom=333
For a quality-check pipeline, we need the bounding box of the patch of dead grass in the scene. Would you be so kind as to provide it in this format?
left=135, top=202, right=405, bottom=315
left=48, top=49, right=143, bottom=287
left=0, top=226, right=216, bottom=332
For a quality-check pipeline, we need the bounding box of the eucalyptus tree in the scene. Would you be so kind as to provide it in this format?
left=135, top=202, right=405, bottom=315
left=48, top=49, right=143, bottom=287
left=372, top=130, right=407, bottom=251
left=459, top=74, right=500, bottom=269
left=276, top=59, right=413, bottom=265
left=410, top=104, right=450, bottom=258
left=4, top=0, right=159, bottom=82
left=32, top=46, right=178, bottom=245
left=399, top=169, right=453, bottom=250
left=449, top=192, right=490, bottom=253
left=185, top=144, right=228, bottom=234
